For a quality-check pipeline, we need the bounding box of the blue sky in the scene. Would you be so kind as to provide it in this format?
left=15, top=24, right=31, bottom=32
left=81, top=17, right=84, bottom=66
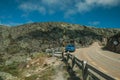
left=0, top=0, right=120, bottom=28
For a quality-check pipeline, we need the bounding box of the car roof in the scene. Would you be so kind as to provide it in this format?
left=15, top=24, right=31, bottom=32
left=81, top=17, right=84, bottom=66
left=67, top=44, right=74, bottom=46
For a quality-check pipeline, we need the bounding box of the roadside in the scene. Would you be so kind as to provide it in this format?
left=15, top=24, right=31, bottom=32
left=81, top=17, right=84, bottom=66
left=0, top=52, right=72, bottom=80
left=72, top=42, right=120, bottom=79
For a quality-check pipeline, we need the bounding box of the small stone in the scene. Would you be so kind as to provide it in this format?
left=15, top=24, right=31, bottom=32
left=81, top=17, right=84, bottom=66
left=25, top=73, right=31, bottom=77
left=36, top=77, right=40, bottom=80
left=37, top=62, right=40, bottom=65
left=26, top=65, right=30, bottom=68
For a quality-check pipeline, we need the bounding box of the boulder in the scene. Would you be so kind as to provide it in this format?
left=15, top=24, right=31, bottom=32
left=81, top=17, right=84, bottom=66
left=106, top=33, right=120, bottom=53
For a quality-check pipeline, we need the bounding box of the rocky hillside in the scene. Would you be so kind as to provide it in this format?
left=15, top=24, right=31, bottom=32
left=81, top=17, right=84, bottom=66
left=0, top=22, right=120, bottom=55
left=0, top=22, right=120, bottom=80
left=106, top=32, right=120, bottom=53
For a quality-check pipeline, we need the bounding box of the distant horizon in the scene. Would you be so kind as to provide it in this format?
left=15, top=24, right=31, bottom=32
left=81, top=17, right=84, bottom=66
left=0, top=0, right=120, bottom=28
left=0, top=21, right=120, bottom=29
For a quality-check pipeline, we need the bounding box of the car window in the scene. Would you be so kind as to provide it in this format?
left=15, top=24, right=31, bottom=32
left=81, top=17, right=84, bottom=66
left=67, top=45, right=74, bottom=47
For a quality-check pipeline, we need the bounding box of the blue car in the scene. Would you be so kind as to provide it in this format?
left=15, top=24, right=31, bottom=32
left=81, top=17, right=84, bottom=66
left=65, top=44, right=75, bottom=52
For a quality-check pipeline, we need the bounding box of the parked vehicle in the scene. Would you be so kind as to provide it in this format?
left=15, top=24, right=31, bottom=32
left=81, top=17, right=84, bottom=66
left=65, top=44, right=75, bottom=52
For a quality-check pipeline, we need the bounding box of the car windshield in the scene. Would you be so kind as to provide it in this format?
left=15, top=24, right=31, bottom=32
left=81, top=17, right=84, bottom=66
left=67, top=45, right=74, bottom=47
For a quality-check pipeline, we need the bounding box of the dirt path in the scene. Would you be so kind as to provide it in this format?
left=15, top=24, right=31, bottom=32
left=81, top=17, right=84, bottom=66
left=72, top=42, right=120, bottom=80
left=53, top=62, right=65, bottom=80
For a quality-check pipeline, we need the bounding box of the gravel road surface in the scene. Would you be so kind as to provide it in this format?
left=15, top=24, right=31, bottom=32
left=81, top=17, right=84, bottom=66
left=72, top=42, right=120, bottom=80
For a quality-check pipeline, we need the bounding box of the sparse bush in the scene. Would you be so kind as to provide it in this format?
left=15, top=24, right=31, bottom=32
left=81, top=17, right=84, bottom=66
left=6, top=44, right=21, bottom=54
left=1, top=22, right=120, bottom=54
left=39, top=67, right=55, bottom=80
left=0, top=62, right=20, bottom=76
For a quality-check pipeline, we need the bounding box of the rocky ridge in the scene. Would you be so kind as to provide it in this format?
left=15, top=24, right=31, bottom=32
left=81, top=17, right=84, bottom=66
left=0, top=22, right=120, bottom=55
left=0, top=22, right=120, bottom=80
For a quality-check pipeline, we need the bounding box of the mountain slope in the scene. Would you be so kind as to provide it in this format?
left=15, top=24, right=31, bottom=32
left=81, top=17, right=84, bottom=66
left=0, top=22, right=120, bottom=54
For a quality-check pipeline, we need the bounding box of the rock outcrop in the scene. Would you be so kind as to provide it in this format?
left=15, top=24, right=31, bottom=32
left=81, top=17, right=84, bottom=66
left=106, top=33, right=120, bottom=53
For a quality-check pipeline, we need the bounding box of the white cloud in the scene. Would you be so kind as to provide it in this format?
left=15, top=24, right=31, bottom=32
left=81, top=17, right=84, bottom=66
left=75, top=0, right=120, bottom=13
left=0, top=20, right=8, bottom=26
left=18, top=0, right=120, bottom=17
left=95, top=0, right=119, bottom=7
left=75, top=2, right=91, bottom=13
left=19, top=2, right=46, bottom=15
left=0, top=20, right=22, bottom=26
left=7, top=22, right=23, bottom=26
left=42, top=0, right=60, bottom=5
left=64, top=9, right=76, bottom=18
left=89, top=21, right=100, bottom=26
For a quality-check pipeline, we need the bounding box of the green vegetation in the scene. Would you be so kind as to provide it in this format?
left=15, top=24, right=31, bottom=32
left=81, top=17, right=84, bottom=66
left=0, top=53, right=56, bottom=80
left=25, top=74, right=38, bottom=80
left=75, top=69, right=82, bottom=78
left=0, top=22, right=120, bottom=80
left=24, top=53, right=56, bottom=80
left=0, top=62, right=20, bottom=76
left=6, top=44, right=21, bottom=54
left=38, top=67, right=55, bottom=80
left=0, top=22, right=120, bottom=54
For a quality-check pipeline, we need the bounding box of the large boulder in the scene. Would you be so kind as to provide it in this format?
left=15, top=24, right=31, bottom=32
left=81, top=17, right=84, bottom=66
left=106, top=33, right=120, bottom=53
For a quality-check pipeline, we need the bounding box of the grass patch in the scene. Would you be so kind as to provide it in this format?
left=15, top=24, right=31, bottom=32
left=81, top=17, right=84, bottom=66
left=0, top=52, right=55, bottom=80
left=62, top=64, right=82, bottom=79
left=39, top=66, right=55, bottom=80
left=32, top=53, right=48, bottom=58
left=0, top=62, right=20, bottom=76
left=62, top=65, right=69, bottom=78
left=75, top=69, right=82, bottom=78
left=24, top=66, right=55, bottom=80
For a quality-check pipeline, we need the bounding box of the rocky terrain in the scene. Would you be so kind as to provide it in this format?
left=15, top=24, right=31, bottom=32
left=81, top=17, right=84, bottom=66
left=0, top=52, right=70, bottom=80
left=0, top=22, right=120, bottom=80
left=0, top=22, right=120, bottom=54
left=106, top=32, right=120, bottom=53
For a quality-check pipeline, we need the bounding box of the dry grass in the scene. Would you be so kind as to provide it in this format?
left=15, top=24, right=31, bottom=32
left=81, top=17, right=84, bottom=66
left=23, top=53, right=56, bottom=80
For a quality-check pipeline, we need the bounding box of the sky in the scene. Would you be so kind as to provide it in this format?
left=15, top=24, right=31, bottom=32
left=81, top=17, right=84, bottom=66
left=0, top=0, right=120, bottom=28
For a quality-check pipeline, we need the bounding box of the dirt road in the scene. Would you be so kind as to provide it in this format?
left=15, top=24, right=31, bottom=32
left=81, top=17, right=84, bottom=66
left=72, top=42, right=120, bottom=80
